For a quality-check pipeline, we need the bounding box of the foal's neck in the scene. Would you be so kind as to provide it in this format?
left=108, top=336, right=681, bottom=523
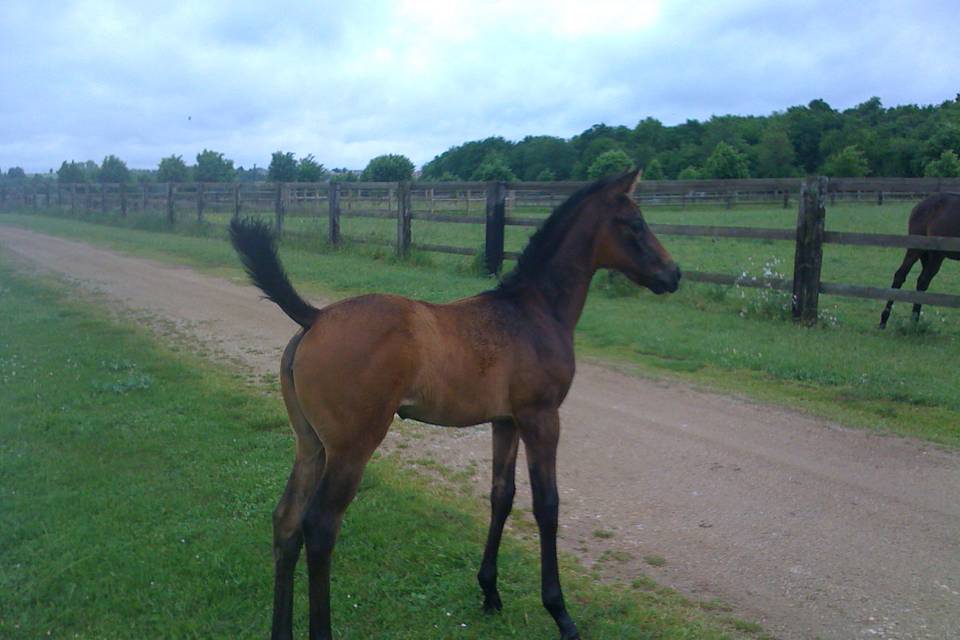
left=528, top=224, right=601, bottom=334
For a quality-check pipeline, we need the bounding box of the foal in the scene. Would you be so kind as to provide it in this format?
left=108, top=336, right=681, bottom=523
left=880, top=193, right=960, bottom=328
left=230, top=169, right=681, bottom=639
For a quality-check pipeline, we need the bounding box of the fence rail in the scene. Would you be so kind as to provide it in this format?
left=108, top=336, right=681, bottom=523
left=3, top=176, right=959, bottom=322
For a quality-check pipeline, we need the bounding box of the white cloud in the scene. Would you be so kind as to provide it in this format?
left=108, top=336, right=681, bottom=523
left=1, top=0, right=957, bottom=173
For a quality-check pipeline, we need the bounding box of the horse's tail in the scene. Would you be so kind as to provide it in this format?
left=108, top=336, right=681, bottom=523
left=229, top=218, right=319, bottom=329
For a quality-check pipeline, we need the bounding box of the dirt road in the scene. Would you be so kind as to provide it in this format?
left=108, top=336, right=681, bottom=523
left=2, top=225, right=958, bottom=639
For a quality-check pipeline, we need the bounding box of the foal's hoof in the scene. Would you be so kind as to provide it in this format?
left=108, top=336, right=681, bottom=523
left=559, top=620, right=580, bottom=640
left=482, top=591, right=503, bottom=613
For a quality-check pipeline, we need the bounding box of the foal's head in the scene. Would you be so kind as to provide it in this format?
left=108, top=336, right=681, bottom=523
left=591, top=169, right=681, bottom=294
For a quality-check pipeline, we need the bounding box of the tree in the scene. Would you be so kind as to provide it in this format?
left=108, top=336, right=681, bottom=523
left=509, top=135, right=576, bottom=181
left=195, top=149, right=235, bottom=182
left=99, top=155, right=130, bottom=183
left=677, top=165, right=702, bottom=180
left=470, top=154, right=517, bottom=181
left=268, top=151, right=298, bottom=182
left=157, top=155, right=189, bottom=183
left=587, top=150, right=632, bottom=179
left=924, top=150, right=960, bottom=177
left=822, top=145, right=869, bottom=177
left=704, top=141, right=750, bottom=179
left=422, top=137, right=512, bottom=181
left=755, top=127, right=798, bottom=177
left=535, top=168, right=556, bottom=181
left=785, top=99, right=841, bottom=173
left=82, top=160, right=100, bottom=182
left=297, top=155, right=328, bottom=182
left=330, top=168, right=358, bottom=182
left=361, top=154, right=414, bottom=182
left=643, top=159, right=665, bottom=181
left=5, top=166, right=26, bottom=180
left=57, top=161, right=86, bottom=183
left=237, top=165, right=267, bottom=182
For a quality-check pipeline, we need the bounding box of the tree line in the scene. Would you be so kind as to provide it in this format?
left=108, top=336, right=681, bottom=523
left=3, top=95, right=958, bottom=185
left=421, top=96, right=960, bottom=181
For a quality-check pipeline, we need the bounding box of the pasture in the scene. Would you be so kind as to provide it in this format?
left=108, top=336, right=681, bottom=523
left=0, top=259, right=750, bottom=639
left=3, top=194, right=959, bottom=447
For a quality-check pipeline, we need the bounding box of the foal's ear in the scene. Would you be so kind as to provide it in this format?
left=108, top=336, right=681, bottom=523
left=604, top=168, right=642, bottom=198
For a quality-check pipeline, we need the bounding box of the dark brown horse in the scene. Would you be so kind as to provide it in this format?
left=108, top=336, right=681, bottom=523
left=879, top=193, right=960, bottom=328
left=230, top=169, right=681, bottom=640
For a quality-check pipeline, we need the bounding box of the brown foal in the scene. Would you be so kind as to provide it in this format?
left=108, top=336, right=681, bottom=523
left=230, top=169, right=681, bottom=640
left=880, top=192, right=960, bottom=328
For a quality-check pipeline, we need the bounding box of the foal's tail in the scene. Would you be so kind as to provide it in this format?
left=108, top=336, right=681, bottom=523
left=229, top=218, right=319, bottom=329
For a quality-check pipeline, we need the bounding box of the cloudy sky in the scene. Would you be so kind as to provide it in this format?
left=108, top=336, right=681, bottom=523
left=2, top=0, right=957, bottom=173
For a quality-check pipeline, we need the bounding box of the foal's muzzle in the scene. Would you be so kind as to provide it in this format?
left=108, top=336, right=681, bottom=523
left=649, top=263, right=681, bottom=294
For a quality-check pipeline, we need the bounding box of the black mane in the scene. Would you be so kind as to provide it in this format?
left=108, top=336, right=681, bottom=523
left=494, top=174, right=619, bottom=294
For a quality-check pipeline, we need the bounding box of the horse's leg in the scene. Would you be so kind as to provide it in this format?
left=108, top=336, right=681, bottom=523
left=517, top=408, right=579, bottom=640
left=273, top=335, right=325, bottom=640
left=271, top=440, right=324, bottom=640
left=880, top=249, right=921, bottom=328
left=302, top=445, right=379, bottom=640
left=477, top=418, right=520, bottom=612
left=911, top=252, right=945, bottom=322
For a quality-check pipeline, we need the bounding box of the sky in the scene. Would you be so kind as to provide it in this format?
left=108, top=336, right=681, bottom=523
left=1, top=0, right=958, bottom=173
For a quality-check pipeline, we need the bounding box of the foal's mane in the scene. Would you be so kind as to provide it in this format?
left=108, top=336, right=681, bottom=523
left=495, top=174, right=619, bottom=294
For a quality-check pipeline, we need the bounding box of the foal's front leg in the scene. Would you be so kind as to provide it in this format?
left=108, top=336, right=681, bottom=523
left=478, top=418, right=520, bottom=612
left=517, top=408, right=580, bottom=640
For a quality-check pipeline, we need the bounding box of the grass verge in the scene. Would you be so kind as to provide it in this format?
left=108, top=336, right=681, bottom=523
left=0, top=258, right=755, bottom=638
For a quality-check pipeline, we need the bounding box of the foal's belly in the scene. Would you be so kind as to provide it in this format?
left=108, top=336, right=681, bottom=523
left=396, top=377, right=512, bottom=427
left=396, top=397, right=512, bottom=428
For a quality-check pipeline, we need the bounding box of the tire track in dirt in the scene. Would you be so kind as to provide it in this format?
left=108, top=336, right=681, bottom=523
left=2, top=225, right=957, bottom=639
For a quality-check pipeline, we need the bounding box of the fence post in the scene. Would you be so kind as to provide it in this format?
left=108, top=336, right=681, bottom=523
left=782, top=189, right=789, bottom=209
left=30, top=185, right=37, bottom=211
left=791, top=176, right=827, bottom=325
left=274, top=182, right=285, bottom=233
left=328, top=181, right=341, bottom=246
left=232, top=183, right=241, bottom=219
left=196, top=182, right=205, bottom=221
left=876, top=190, right=883, bottom=206
left=396, top=181, right=412, bottom=257
left=100, top=183, right=108, bottom=214
left=57, top=184, right=62, bottom=207
left=166, top=183, right=176, bottom=224
left=120, top=183, right=127, bottom=217
left=70, top=184, right=76, bottom=215
left=141, top=184, right=148, bottom=213
left=45, top=183, right=51, bottom=208
left=484, top=181, right=507, bottom=274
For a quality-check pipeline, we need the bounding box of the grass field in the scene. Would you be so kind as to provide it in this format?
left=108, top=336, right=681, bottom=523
left=0, top=258, right=757, bottom=639
left=2, top=201, right=959, bottom=448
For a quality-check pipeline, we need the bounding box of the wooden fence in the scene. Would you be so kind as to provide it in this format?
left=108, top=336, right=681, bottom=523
left=3, top=176, right=960, bottom=323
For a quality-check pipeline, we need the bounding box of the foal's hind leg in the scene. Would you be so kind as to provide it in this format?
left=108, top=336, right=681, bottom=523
left=911, top=252, right=945, bottom=322
left=272, top=335, right=325, bottom=640
left=880, top=249, right=921, bottom=328
left=302, top=443, right=383, bottom=640
left=478, top=418, right=520, bottom=612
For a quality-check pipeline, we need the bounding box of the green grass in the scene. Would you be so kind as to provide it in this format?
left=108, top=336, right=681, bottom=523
left=2, top=204, right=959, bottom=447
left=0, top=259, right=750, bottom=639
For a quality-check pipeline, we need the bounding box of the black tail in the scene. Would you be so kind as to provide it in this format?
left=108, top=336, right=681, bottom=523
left=229, top=218, right=318, bottom=329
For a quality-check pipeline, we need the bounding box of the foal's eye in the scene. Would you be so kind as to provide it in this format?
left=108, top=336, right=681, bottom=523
left=627, top=218, right=646, bottom=233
